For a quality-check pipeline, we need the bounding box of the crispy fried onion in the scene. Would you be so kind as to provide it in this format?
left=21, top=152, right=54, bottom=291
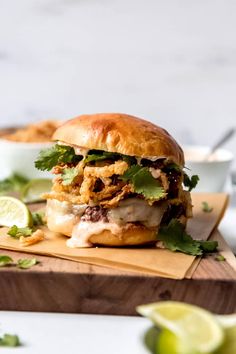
left=45, top=160, right=130, bottom=207
left=84, top=160, right=128, bottom=178
left=79, top=160, right=129, bottom=205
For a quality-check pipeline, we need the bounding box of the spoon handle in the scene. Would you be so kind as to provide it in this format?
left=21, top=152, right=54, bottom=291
left=205, top=128, right=235, bottom=160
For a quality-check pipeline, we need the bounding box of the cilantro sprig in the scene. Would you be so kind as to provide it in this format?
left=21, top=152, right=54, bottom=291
left=0, top=254, right=38, bottom=270
left=35, top=144, right=82, bottom=171
left=0, top=173, right=29, bottom=195
left=158, top=219, right=218, bottom=256
left=183, top=173, right=199, bottom=191
left=121, top=165, right=166, bottom=200
left=202, top=201, right=213, bottom=213
left=7, top=225, right=33, bottom=239
left=0, top=334, right=20, bottom=347
left=32, top=211, right=45, bottom=226
left=17, top=258, right=38, bottom=269
left=0, top=255, right=13, bottom=267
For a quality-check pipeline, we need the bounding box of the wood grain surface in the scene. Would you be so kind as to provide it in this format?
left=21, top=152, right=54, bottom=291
left=0, top=248, right=236, bottom=315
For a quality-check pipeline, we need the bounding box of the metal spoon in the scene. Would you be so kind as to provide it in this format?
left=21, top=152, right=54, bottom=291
left=204, top=127, right=235, bottom=161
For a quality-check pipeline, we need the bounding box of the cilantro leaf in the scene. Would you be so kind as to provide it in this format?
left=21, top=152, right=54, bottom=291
left=17, top=258, right=38, bottom=269
left=61, top=167, right=79, bottom=185
left=183, top=173, right=199, bottom=191
left=32, top=211, right=45, bottom=226
left=7, top=225, right=33, bottom=239
left=215, top=255, right=226, bottom=262
left=84, top=150, right=136, bottom=165
left=202, top=201, right=213, bottom=213
left=198, top=240, right=219, bottom=252
left=158, top=219, right=218, bottom=256
left=0, top=255, right=13, bottom=267
left=84, top=151, right=117, bottom=163
left=0, top=334, right=20, bottom=347
left=0, top=173, right=29, bottom=195
left=35, top=144, right=82, bottom=171
left=121, top=165, right=166, bottom=200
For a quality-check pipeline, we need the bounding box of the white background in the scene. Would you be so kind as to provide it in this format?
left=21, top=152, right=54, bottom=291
left=0, top=0, right=236, bottom=156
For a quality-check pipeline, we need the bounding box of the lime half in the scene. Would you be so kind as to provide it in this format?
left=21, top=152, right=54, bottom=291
left=0, top=196, right=33, bottom=227
left=21, top=179, right=52, bottom=203
left=137, top=301, right=224, bottom=354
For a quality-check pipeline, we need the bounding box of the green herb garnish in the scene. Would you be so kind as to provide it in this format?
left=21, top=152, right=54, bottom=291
left=84, top=151, right=117, bottom=163
left=32, top=211, right=45, bottom=226
left=0, top=254, right=38, bottom=270
left=84, top=150, right=136, bottom=165
left=121, top=165, right=166, bottom=200
left=183, top=173, right=199, bottom=191
left=202, top=201, right=213, bottom=213
left=0, top=255, right=13, bottom=267
left=17, top=258, right=38, bottom=269
left=0, top=334, right=20, bottom=347
left=7, top=225, right=33, bottom=239
left=61, top=167, right=79, bottom=185
left=35, top=144, right=82, bottom=171
left=215, top=255, right=226, bottom=262
left=158, top=219, right=218, bottom=256
left=0, top=173, right=29, bottom=195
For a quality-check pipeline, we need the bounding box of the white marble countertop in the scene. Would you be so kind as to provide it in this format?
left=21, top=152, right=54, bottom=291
left=0, top=312, right=150, bottom=354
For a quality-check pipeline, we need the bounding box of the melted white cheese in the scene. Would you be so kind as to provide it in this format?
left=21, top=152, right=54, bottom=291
left=108, top=198, right=167, bottom=228
left=46, top=199, right=87, bottom=236
left=67, top=221, right=122, bottom=248
left=46, top=198, right=167, bottom=248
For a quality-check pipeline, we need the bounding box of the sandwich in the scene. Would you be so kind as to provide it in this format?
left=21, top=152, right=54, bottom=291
left=35, top=113, right=197, bottom=248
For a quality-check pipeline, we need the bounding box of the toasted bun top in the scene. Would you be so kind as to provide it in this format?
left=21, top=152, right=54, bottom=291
left=53, top=113, right=184, bottom=166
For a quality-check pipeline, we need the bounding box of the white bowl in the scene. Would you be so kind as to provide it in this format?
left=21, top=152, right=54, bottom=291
left=183, top=145, right=234, bottom=192
left=0, top=139, right=53, bottom=180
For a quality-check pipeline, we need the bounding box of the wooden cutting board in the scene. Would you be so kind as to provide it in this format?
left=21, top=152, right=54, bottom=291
left=0, top=247, right=236, bottom=315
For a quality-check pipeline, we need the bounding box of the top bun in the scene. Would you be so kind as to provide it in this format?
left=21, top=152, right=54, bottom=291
left=53, top=113, right=184, bottom=166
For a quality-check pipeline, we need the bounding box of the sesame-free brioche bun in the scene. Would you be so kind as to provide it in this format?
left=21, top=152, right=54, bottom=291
left=54, top=113, right=184, bottom=166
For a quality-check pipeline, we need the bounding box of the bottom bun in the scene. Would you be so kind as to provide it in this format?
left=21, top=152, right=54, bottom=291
left=87, top=215, right=187, bottom=247
left=62, top=216, right=187, bottom=247
left=89, top=226, right=158, bottom=246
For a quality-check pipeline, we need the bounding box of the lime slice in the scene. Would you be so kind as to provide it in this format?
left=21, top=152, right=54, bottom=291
left=21, top=179, right=52, bottom=203
left=137, top=301, right=224, bottom=354
left=0, top=196, right=33, bottom=227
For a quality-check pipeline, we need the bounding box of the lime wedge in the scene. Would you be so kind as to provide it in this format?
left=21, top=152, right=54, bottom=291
left=156, top=329, right=197, bottom=354
left=137, top=301, right=224, bottom=354
left=21, top=179, right=52, bottom=203
left=216, top=314, right=236, bottom=328
left=216, top=325, right=236, bottom=354
left=0, top=196, right=33, bottom=227
left=215, top=315, right=236, bottom=354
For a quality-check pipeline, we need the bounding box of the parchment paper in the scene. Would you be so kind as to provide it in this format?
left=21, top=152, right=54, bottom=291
left=0, top=193, right=229, bottom=279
